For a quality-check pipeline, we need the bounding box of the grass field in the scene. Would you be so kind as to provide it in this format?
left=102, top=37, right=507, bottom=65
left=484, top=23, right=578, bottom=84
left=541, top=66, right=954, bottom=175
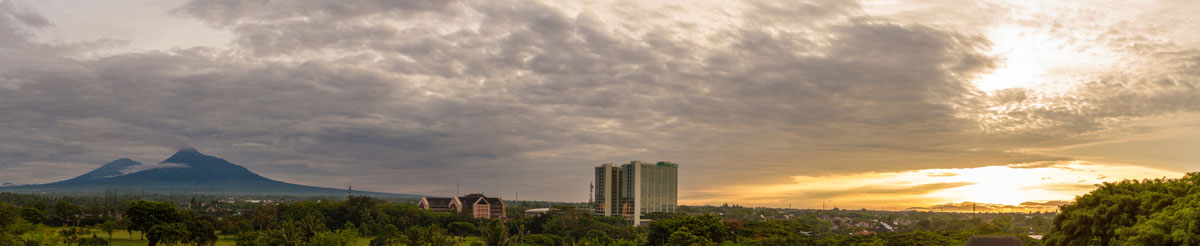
left=30, top=227, right=484, bottom=246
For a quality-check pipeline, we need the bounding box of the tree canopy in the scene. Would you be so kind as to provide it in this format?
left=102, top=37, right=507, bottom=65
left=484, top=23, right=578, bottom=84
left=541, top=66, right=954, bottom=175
left=1044, top=172, right=1200, bottom=246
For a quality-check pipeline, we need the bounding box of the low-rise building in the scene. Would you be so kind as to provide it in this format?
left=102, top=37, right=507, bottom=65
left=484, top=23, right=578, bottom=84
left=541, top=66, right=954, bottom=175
left=418, top=193, right=506, bottom=218
left=417, top=197, right=461, bottom=213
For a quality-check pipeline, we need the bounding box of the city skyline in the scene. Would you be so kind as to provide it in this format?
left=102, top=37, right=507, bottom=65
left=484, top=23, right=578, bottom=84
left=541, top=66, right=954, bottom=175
left=1, top=0, right=1198, bottom=211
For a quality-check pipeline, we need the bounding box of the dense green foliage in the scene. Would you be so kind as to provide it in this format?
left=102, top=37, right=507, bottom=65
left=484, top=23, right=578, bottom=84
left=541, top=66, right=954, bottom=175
left=647, top=214, right=726, bottom=246
left=0, top=202, right=28, bottom=246
left=1044, top=172, right=1200, bottom=246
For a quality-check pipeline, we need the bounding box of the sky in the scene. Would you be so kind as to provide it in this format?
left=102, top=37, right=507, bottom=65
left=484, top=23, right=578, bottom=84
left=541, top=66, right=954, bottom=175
left=0, top=0, right=1198, bottom=211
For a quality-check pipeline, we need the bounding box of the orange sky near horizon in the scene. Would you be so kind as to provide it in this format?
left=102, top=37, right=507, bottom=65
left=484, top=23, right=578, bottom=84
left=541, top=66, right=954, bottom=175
left=680, top=161, right=1182, bottom=211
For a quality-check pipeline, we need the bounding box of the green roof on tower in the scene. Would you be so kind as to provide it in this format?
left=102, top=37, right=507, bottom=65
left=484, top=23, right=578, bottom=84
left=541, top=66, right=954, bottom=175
left=656, top=162, right=678, bottom=167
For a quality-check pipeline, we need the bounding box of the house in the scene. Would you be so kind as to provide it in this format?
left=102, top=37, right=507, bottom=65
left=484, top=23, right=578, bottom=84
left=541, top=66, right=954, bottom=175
left=418, top=193, right=506, bottom=218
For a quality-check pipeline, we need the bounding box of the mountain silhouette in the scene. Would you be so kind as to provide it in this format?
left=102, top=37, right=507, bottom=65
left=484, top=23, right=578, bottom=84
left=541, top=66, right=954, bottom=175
left=54, top=158, right=141, bottom=184
left=2, top=148, right=415, bottom=197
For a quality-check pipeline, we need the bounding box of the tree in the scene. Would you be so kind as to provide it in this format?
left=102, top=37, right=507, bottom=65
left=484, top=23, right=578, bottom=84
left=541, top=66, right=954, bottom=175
left=989, top=215, right=1013, bottom=234
left=1113, top=193, right=1200, bottom=245
left=665, top=227, right=714, bottom=246
left=524, top=234, right=563, bottom=246
left=126, top=201, right=179, bottom=240
left=147, top=223, right=188, bottom=246
left=581, top=229, right=613, bottom=245
left=481, top=219, right=515, bottom=246
left=99, top=220, right=121, bottom=241
left=19, top=207, right=45, bottom=225
left=403, top=225, right=456, bottom=246
left=298, top=214, right=326, bottom=239
left=50, top=201, right=83, bottom=226
left=647, top=214, right=728, bottom=246
left=448, top=221, right=477, bottom=240
left=877, top=231, right=964, bottom=246
left=369, top=224, right=402, bottom=246
left=183, top=219, right=217, bottom=246
left=309, top=229, right=360, bottom=246
left=343, top=196, right=378, bottom=228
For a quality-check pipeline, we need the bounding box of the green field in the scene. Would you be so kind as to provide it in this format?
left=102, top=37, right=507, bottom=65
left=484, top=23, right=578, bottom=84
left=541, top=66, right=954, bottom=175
left=30, top=227, right=484, bottom=246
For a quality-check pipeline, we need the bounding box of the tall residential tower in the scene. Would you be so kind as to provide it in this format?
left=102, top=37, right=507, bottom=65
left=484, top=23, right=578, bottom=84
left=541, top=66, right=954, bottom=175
left=593, top=161, right=678, bottom=225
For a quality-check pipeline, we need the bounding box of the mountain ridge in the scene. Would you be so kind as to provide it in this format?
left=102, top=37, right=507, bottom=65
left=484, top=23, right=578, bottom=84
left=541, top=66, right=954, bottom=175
left=53, top=158, right=141, bottom=184
left=1, top=149, right=417, bottom=198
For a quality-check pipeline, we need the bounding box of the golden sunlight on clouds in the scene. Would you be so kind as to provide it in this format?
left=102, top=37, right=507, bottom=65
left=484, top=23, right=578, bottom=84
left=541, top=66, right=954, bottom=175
left=681, top=161, right=1180, bottom=211
left=972, top=23, right=1122, bottom=94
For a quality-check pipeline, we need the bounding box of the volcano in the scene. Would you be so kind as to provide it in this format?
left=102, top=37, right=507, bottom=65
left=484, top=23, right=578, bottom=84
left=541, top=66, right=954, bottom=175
left=1, top=148, right=416, bottom=197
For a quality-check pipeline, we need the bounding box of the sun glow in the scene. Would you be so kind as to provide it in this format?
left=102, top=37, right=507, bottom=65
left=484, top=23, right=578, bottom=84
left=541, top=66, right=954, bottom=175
left=974, top=24, right=1110, bottom=93
left=681, top=161, right=1180, bottom=210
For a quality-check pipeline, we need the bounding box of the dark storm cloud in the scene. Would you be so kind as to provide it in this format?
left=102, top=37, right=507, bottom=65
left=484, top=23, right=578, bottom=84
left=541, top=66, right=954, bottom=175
left=0, top=0, right=1195, bottom=201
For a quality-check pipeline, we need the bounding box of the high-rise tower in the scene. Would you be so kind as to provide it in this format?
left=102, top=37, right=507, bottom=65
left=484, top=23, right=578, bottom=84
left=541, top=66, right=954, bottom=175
left=594, top=161, right=678, bottom=225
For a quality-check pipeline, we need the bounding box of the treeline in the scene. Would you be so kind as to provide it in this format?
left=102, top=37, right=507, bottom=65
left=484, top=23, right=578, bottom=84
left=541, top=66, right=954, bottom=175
left=0, top=195, right=1048, bottom=246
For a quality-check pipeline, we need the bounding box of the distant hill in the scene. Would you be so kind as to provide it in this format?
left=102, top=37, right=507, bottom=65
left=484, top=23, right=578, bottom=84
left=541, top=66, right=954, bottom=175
left=0, top=148, right=418, bottom=198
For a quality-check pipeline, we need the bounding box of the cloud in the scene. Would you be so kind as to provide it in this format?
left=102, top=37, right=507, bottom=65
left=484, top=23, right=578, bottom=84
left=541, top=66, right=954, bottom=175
left=1005, top=161, right=1072, bottom=170
left=909, top=200, right=1072, bottom=212
left=117, top=162, right=190, bottom=175
left=0, top=0, right=1196, bottom=204
left=1019, top=200, right=1072, bottom=207
left=232, top=142, right=268, bottom=148
left=786, top=182, right=976, bottom=200
left=0, top=0, right=49, bottom=30
left=926, top=172, right=959, bottom=177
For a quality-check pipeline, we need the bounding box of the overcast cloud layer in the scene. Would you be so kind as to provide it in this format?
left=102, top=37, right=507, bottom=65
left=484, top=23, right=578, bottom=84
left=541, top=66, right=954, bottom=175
left=0, top=0, right=1197, bottom=207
